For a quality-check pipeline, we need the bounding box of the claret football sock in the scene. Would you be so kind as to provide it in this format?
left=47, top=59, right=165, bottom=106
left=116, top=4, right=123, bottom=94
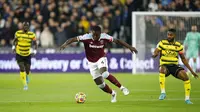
left=106, top=74, right=122, bottom=88
left=101, top=84, right=113, bottom=94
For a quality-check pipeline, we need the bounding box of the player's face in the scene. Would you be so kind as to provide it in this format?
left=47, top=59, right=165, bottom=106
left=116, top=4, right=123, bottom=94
left=23, top=23, right=29, bottom=32
left=191, top=26, right=197, bottom=32
left=92, top=31, right=101, bottom=41
left=167, top=32, right=175, bottom=42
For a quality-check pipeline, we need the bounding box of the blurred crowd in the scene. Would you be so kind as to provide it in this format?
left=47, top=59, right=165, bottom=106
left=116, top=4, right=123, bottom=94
left=0, top=0, right=200, bottom=48
left=147, top=0, right=200, bottom=11
left=145, top=16, right=200, bottom=47
left=0, top=0, right=134, bottom=48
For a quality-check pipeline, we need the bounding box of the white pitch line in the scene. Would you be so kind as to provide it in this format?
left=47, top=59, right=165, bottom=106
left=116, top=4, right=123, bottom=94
left=0, top=98, right=200, bottom=103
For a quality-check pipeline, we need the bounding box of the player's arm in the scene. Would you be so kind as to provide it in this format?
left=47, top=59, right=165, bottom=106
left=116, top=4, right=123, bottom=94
left=152, top=48, right=160, bottom=58
left=33, top=40, right=38, bottom=50
left=31, top=34, right=38, bottom=55
left=152, top=42, right=161, bottom=58
left=179, top=51, right=199, bottom=78
left=59, top=37, right=78, bottom=50
left=12, top=32, right=18, bottom=53
left=113, top=39, right=138, bottom=54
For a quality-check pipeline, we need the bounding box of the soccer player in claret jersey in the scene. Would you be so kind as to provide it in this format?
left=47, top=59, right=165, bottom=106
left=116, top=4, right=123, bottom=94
left=60, top=26, right=138, bottom=103
left=12, top=22, right=37, bottom=90
left=184, top=25, right=200, bottom=74
left=152, top=29, right=199, bottom=104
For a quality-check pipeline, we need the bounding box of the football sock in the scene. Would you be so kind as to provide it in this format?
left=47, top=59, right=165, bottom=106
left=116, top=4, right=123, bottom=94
left=159, top=73, right=166, bottom=93
left=184, top=80, right=191, bottom=100
left=101, top=84, right=112, bottom=94
left=193, top=62, right=197, bottom=72
left=106, top=74, right=122, bottom=88
left=20, top=71, right=27, bottom=86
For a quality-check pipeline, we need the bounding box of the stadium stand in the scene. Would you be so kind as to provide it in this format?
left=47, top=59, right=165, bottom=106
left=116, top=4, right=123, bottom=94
left=0, top=0, right=199, bottom=48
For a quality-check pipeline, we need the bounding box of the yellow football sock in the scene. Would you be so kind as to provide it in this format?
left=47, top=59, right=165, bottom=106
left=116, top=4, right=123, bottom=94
left=20, top=71, right=27, bottom=86
left=159, top=73, right=165, bottom=93
left=184, top=80, right=191, bottom=100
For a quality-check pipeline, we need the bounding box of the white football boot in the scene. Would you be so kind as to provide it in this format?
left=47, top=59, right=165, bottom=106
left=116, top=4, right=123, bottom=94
left=111, top=90, right=117, bottom=103
left=121, top=86, right=129, bottom=95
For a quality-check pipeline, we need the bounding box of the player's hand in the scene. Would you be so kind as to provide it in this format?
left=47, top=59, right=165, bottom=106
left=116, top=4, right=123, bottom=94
left=151, top=55, right=156, bottom=58
left=129, top=47, right=138, bottom=54
left=12, top=46, right=16, bottom=53
left=30, top=48, right=37, bottom=56
left=191, top=72, right=199, bottom=79
left=59, top=45, right=66, bottom=51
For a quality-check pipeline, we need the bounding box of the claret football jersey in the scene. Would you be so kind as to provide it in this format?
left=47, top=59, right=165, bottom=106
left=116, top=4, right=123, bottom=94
left=77, top=33, right=113, bottom=62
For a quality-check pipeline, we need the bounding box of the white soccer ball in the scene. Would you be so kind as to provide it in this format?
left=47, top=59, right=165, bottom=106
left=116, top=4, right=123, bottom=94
left=75, top=92, right=86, bottom=103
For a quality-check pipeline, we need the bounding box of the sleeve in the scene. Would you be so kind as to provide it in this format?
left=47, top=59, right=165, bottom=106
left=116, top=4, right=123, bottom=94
left=178, top=45, right=184, bottom=55
left=32, top=33, right=36, bottom=41
left=102, top=33, right=113, bottom=42
left=156, top=41, right=162, bottom=50
left=15, top=31, right=19, bottom=38
left=77, top=33, right=90, bottom=42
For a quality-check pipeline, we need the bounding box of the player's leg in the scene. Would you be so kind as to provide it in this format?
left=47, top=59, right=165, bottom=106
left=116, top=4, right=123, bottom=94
left=88, top=61, right=116, bottom=103
left=186, top=50, right=191, bottom=74
left=94, top=76, right=117, bottom=103
left=100, top=67, right=129, bottom=95
left=16, top=54, right=28, bottom=90
left=192, top=50, right=198, bottom=73
left=17, top=62, right=28, bottom=90
left=24, top=55, right=31, bottom=84
left=176, top=70, right=193, bottom=104
left=24, top=63, right=30, bottom=84
left=158, top=65, right=168, bottom=100
left=98, top=57, right=129, bottom=95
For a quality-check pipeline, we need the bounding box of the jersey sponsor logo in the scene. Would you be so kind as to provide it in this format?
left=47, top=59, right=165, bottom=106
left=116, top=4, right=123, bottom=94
left=89, top=44, right=104, bottom=48
left=164, top=50, right=177, bottom=57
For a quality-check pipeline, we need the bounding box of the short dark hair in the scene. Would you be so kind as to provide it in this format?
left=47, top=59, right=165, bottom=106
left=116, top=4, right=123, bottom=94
left=168, top=28, right=176, bottom=33
left=92, top=25, right=101, bottom=32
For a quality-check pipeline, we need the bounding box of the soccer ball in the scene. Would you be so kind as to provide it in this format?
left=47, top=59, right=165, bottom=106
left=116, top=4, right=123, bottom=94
left=75, top=92, right=86, bottom=103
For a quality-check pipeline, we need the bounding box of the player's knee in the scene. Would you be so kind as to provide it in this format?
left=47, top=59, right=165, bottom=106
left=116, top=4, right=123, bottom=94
left=159, top=67, right=166, bottom=74
left=19, top=68, right=25, bottom=72
left=25, top=70, right=30, bottom=75
left=102, top=71, right=109, bottom=79
left=98, top=82, right=106, bottom=89
left=182, top=76, right=189, bottom=81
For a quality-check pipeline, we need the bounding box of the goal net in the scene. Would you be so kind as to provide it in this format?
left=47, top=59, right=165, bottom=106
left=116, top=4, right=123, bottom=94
left=132, top=12, right=200, bottom=74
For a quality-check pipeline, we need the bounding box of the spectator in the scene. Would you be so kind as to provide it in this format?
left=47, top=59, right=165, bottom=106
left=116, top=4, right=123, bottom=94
left=111, top=9, right=122, bottom=39
left=0, top=21, right=13, bottom=47
left=80, top=15, right=90, bottom=33
left=40, top=26, right=54, bottom=47
left=175, top=0, right=187, bottom=11
left=148, top=0, right=158, bottom=11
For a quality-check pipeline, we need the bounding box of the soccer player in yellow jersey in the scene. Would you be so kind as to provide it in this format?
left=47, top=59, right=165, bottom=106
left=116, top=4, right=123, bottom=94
left=152, top=29, right=199, bottom=104
left=12, top=22, right=37, bottom=90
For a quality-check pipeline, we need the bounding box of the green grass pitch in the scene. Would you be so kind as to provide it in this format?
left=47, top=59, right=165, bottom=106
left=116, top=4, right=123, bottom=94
left=0, top=73, right=199, bottom=112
